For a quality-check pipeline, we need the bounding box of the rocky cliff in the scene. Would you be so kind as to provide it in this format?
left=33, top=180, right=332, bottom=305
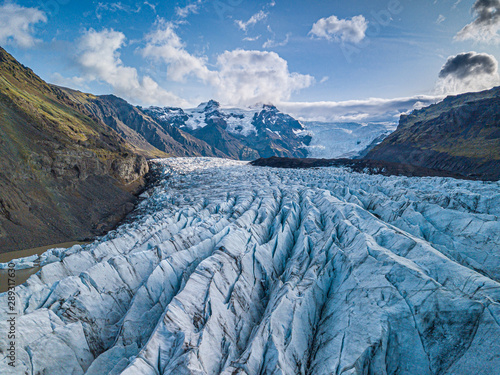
left=365, top=87, right=500, bottom=180
left=0, top=47, right=149, bottom=253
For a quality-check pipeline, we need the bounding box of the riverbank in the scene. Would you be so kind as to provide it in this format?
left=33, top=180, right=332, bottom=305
left=0, top=241, right=89, bottom=293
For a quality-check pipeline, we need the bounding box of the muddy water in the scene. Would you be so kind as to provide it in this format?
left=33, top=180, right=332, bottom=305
left=0, top=241, right=89, bottom=293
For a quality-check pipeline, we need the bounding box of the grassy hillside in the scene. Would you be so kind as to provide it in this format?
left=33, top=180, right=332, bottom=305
left=0, top=47, right=148, bottom=253
left=366, top=87, right=500, bottom=180
left=59, top=88, right=170, bottom=159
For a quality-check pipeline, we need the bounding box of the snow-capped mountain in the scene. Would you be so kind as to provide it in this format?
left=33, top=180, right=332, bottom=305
left=144, top=101, right=311, bottom=160
left=303, top=121, right=396, bottom=159
left=145, top=102, right=396, bottom=161
left=2, top=158, right=500, bottom=374
left=147, top=100, right=302, bottom=137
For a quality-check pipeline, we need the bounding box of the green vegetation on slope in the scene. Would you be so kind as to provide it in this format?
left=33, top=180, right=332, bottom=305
left=366, top=87, right=500, bottom=180
left=0, top=46, right=148, bottom=253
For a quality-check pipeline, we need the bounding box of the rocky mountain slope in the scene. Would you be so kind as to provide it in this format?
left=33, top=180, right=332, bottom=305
left=0, top=47, right=148, bottom=253
left=2, top=157, right=499, bottom=374
left=56, top=92, right=312, bottom=161
left=145, top=100, right=311, bottom=160
left=59, top=89, right=226, bottom=159
left=366, top=87, right=500, bottom=180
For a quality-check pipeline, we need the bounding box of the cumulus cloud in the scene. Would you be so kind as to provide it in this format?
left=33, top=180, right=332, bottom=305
left=214, top=49, right=314, bottom=105
left=141, top=21, right=313, bottom=106
left=75, top=28, right=187, bottom=106
left=142, top=20, right=213, bottom=82
left=455, top=0, right=500, bottom=42
left=0, top=2, right=46, bottom=48
left=278, top=96, right=442, bottom=123
left=436, top=52, right=500, bottom=94
left=235, top=10, right=268, bottom=32
left=309, top=15, right=368, bottom=44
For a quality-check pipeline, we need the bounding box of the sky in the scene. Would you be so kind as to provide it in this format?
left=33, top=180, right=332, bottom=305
left=1, top=0, right=500, bottom=122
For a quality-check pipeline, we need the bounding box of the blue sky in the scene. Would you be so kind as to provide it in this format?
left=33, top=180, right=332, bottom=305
left=1, top=0, right=499, bottom=122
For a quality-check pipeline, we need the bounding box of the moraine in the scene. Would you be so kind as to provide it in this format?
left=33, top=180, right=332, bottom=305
left=1, top=157, right=500, bottom=374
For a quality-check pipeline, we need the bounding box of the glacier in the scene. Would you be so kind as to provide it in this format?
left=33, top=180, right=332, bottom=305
left=303, top=121, right=396, bottom=159
left=1, top=157, right=500, bottom=375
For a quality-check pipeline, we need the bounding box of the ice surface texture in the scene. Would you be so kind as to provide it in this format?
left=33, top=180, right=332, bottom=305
left=304, top=122, right=396, bottom=159
left=1, top=158, right=500, bottom=375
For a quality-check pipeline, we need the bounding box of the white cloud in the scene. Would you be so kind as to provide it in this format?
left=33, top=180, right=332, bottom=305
left=309, top=15, right=368, bottom=44
left=50, top=73, right=89, bottom=90
left=176, top=1, right=203, bottom=18
left=436, top=52, right=500, bottom=94
left=144, top=1, right=156, bottom=12
left=214, top=49, right=314, bottom=105
left=0, top=2, right=46, bottom=48
left=141, top=21, right=313, bottom=106
left=436, top=14, right=446, bottom=24
left=243, top=35, right=261, bottom=42
left=142, top=20, right=213, bottom=82
left=235, top=10, right=268, bottom=32
left=455, top=0, right=500, bottom=43
left=95, top=2, right=143, bottom=20
left=75, top=28, right=187, bottom=106
left=278, top=95, right=443, bottom=123
left=262, top=33, right=290, bottom=48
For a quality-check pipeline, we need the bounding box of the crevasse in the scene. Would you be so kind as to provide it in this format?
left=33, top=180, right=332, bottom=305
left=1, top=157, right=500, bottom=375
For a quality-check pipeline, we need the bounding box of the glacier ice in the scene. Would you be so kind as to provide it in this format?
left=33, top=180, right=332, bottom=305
left=304, top=121, right=396, bottom=159
left=1, top=157, right=500, bottom=374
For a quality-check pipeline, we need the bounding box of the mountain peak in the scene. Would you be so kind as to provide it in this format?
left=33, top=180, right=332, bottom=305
left=261, top=104, right=278, bottom=111
left=205, top=100, right=221, bottom=112
left=195, top=100, right=221, bottom=112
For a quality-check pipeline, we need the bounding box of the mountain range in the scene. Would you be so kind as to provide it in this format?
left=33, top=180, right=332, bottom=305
left=144, top=101, right=311, bottom=159
left=0, top=47, right=346, bottom=253
left=58, top=90, right=317, bottom=162
left=1, top=45, right=499, bottom=254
